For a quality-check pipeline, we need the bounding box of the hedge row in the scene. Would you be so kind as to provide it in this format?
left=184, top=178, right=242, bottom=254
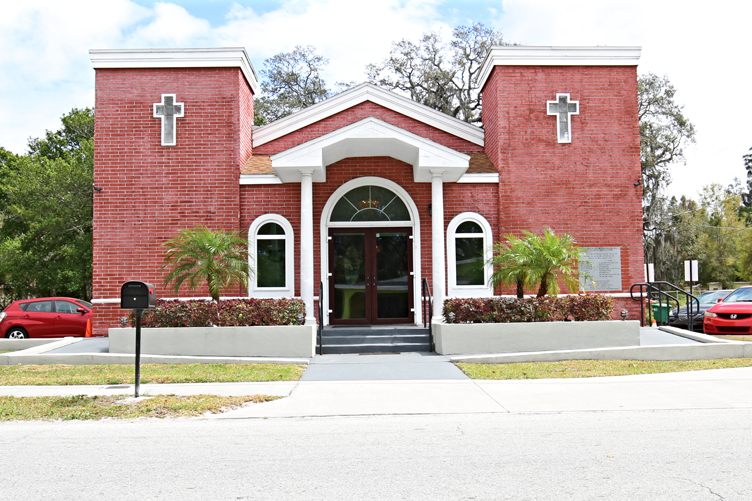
left=442, top=295, right=615, bottom=323
left=129, top=298, right=306, bottom=327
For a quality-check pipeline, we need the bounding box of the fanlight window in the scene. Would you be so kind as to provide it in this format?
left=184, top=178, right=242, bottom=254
left=331, top=185, right=410, bottom=222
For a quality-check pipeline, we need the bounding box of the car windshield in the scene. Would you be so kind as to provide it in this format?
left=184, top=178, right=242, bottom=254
left=720, top=288, right=752, bottom=303
left=699, top=291, right=730, bottom=305
left=78, top=300, right=93, bottom=309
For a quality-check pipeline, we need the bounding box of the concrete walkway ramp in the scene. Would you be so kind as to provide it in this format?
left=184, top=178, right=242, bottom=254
left=301, top=352, right=468, bottom=381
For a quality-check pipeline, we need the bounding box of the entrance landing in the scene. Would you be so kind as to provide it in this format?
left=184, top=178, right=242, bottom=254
left=301, top=352, right=468, bottom=381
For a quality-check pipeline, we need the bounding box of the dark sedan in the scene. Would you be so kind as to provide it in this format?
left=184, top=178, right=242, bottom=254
left=668, top=289, right=733, bottom=332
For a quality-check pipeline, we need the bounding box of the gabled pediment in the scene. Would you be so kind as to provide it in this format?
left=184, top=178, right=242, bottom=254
left=253, top=83, right=484, bottom=148
left=270, top=117, right=471, bottom=183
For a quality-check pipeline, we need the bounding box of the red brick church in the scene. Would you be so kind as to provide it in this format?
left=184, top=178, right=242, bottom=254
left=88, top=46, right=643, bottom=336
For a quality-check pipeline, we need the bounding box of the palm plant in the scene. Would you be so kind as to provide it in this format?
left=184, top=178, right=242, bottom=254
left=527, top=228, right=589, bottom=298
left=491, top=228, right=591, bottom=298
left=161, top=226, right=250, bottom=301
left=491, top=234, right=535, bottom=299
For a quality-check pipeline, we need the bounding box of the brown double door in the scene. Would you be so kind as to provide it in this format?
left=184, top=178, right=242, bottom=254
left=328, top=227, right=413, bottom=325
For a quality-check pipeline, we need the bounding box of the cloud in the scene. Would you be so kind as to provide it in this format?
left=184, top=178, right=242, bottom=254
left=0, top=0, right=151, bottom=152
left=126, top=2, right=214, bottom=46
left=215, top=0, right=452, bottom=83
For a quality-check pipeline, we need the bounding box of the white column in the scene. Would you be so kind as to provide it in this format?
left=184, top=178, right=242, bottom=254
left=300, top=170, right=316, bottom=325
left=431, top=170, right=445, bottom=323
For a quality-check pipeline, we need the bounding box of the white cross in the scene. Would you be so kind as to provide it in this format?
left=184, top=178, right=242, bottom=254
left=153, top=94, right=185, bottom=146
left=547, top=93, right=579, bottom=143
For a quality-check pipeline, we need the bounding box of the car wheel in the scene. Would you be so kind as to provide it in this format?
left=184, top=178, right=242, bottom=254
left=5, top=327, right=28, bottom=339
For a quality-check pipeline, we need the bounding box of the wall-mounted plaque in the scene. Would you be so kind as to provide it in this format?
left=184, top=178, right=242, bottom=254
left=579, top=247, right=622, bottom=291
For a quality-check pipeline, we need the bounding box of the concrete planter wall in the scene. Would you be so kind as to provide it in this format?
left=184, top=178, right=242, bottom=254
left=433, top=320, right=640, bottom=355
left=109, top=325, right=317, bottom=358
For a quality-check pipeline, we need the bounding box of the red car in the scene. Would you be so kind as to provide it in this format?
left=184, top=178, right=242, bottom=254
left=0, top=297, right=93, bottom=339
left=704, top=287, right=752, bottom=335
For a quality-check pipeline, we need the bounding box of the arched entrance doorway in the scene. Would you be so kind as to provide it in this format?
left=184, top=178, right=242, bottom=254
left=320, top=178, right=421, bottom=326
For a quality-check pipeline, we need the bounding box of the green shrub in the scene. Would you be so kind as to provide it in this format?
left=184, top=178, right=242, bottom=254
left=128, top=298, right=305, bottom=327
left=443, top=295, right=615, bottom=323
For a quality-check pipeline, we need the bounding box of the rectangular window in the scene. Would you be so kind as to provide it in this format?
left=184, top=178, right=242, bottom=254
left=455, top=237, right=484, bottom=286
left=257, top=239, right=286, bottom=288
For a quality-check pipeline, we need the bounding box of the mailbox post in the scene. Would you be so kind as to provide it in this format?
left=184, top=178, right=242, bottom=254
left=121, top=281, right=157, bottom=397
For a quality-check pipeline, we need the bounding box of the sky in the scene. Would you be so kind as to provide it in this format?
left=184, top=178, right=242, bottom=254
left=1, top=0, right=750, bottom=200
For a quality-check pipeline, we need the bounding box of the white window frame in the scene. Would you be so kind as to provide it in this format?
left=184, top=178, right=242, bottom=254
left=248, top=214, right=295, bottom=298
left=446, top=212, right=493, bottom=298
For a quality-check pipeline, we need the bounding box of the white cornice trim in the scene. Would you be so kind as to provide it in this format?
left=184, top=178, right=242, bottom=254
left=270, top=116, right=470, bottom=183
left=254, top=82, right=484, bottom=148
left=456, top=173, right=499, bottom=184
left=89, top=48, right=260, bottom=95
left=479, top=46, right=641, bottom=90
left=240, top=174, right=283, bottom=185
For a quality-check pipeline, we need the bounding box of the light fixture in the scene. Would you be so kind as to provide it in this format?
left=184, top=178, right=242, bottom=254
left=93, top=186, right=103, bottom=192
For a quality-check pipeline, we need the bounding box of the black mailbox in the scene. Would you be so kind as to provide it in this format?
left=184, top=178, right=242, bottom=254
left=121, top=281, right=157, bottom=309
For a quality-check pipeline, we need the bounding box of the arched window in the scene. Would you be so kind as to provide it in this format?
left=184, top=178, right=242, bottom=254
left=447, top=213, right=493, bottom=297
left=330, top=185, right=410, bottom=222
left=249, top=214, right=294, bottom=297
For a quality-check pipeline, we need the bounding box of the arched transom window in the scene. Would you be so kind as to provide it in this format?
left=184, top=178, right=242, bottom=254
left=331, top=185, right=410, bottom=222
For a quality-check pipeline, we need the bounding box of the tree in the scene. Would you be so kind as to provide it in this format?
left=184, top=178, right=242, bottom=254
left=0, top=108, right=94, bottom=302
left=254, top=45, right=332, bottom=125
left=693, top=184, right=747, bottom=288
left=639, top=73, right=696, bottom=278
left=643, top=194, right=701, bottom=285
left=367, top=23, right=507, bottom=124
left=161, top=226, right=251, bottom=302
left=739, top=148, right=752, bottom=223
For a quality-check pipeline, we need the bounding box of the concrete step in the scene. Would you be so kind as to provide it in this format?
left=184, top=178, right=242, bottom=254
left=321, top=334, right=429, bottom=345
left=320, top=327, right=431, bottom=354
left=321, top=343, right=431, bottom=355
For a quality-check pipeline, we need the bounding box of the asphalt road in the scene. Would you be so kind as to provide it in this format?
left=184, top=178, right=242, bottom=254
left=2, top=408, right=751, bottom=500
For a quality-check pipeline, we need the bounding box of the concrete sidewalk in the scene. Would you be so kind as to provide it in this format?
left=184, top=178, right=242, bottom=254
left=3, top=352, right=752, bottom=418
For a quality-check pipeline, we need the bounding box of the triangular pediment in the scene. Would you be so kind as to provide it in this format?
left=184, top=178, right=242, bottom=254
left=253, top=83, right=484, bottom=148
left=270, top=117, right=471, bottom=183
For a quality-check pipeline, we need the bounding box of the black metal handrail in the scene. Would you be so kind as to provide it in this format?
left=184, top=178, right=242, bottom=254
left=630, top=281, right=700, bottom=330
left=317, top=281, right=323, bottom=355
left=422, top=278, right=434, bottom=351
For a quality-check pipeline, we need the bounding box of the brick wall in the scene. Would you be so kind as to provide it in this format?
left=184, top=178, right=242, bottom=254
left=482, top=65, right=644, bottom=300
left=92, top=67, right=252, bottom=335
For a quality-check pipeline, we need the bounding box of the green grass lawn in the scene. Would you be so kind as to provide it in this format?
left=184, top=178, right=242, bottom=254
left=0, top=394, right=279, bottom=421
left=457, top=358, right=752, bottom=379
left=0, top=363, right=302, bottom=421
left=0, top=363, right=306, bottom=386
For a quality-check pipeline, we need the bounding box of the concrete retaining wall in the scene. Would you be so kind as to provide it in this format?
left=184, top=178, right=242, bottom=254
left=109, top=325, right=317, bottom=358
left=434, top=320, right=640, bottom=355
